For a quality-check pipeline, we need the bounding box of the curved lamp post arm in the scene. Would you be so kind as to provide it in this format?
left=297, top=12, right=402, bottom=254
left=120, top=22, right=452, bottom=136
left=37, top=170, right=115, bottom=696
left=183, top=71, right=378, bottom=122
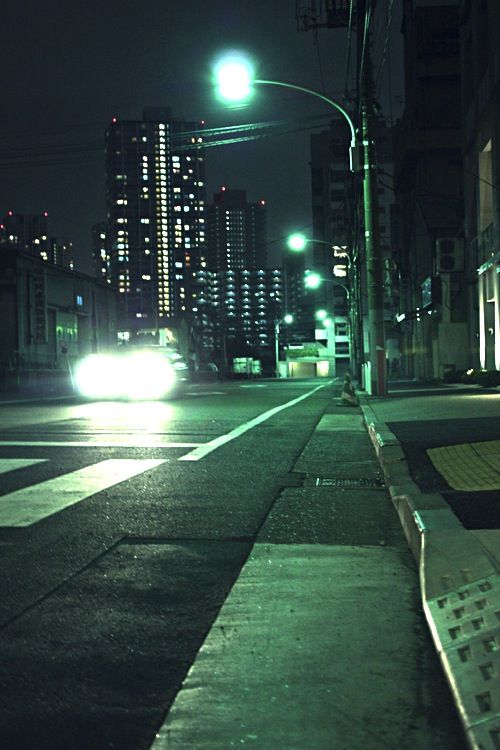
left=256, top=79, right=358, bottom=170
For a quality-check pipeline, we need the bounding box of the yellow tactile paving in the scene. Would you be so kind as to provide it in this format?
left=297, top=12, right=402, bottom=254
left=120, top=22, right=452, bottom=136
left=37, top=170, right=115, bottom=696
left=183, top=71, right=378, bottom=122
left=427, top=440, right=500, bottom=491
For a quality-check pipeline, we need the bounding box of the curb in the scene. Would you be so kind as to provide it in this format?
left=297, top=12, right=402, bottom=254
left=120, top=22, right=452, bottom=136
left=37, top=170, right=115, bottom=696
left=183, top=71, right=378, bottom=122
left=359, top=398, right=500, bottom=750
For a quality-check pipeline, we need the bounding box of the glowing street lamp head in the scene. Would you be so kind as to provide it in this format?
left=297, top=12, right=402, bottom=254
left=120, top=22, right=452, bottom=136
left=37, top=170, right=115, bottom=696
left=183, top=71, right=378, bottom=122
left=283, top=313, right=294, bottom=324
left=214, top=52, right=255, bottom=103
left=315, top=309, right=328, bottom=321
left=304, top=271, right=322, bottom=290
left=287, top=233, right=307, bottom=252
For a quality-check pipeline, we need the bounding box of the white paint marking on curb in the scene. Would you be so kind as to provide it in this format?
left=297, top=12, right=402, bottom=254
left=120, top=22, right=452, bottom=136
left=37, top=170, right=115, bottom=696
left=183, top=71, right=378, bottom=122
left=178, top=384, right=327, bottom=462
left=0, top=458, right=166, bottom=527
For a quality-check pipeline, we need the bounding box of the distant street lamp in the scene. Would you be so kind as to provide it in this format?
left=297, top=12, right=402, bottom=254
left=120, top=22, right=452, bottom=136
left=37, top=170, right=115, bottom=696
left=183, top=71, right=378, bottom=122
left=304, top=271, right=350, bottom=299
left=212, top=50, right=387, bottom=396
left=306, top=272, right=354, bottom=375
left=274, top=314, right=293, bottom=378
left=286, top=233, right=338, bottom=254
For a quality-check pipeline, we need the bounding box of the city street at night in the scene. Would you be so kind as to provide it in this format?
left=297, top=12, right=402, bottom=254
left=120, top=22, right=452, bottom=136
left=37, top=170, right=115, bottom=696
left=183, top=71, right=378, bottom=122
left=0, top=379, right=468, bottom=749
left=2, top=1, right=500, bottom=747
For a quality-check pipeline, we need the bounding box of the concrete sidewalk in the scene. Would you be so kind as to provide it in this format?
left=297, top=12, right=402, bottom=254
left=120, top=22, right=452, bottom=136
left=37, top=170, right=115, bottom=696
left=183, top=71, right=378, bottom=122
left=360, top=382, right=500, bottom=750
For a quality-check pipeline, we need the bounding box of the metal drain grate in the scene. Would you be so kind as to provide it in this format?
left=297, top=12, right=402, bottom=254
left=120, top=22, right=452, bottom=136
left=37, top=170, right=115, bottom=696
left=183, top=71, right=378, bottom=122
left=315, top=477, right=384, bottom=488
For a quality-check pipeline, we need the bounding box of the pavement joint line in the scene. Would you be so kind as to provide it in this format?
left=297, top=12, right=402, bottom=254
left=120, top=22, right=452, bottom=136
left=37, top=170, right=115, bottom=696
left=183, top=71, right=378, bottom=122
left=359, top=398, right=500, bottom=750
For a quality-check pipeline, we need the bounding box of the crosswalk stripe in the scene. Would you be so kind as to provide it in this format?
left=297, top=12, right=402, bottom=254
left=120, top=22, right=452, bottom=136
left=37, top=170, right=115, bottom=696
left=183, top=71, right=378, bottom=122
left=0, top=458, right=48, bottom=473
left=0, top=440, right=200, bottom=449
left=0, top=458, right=166, bottom=527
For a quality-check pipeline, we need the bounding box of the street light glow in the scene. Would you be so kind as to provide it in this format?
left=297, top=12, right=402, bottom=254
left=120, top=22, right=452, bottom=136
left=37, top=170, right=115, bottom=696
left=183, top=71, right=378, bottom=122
left=213, top=53, right=255, bottom=103
left=315, top=309, right=328, bottom=321
left=304, top=271, right=322, bottom=290
left=287, top=233, right=307, bottom=252
left=283, top=313, right=294, bottom=324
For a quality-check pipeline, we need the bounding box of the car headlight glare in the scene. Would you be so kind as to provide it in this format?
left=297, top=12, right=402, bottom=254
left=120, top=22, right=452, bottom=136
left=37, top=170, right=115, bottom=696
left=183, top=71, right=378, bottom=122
left=74, top=350, right=180, bottom=400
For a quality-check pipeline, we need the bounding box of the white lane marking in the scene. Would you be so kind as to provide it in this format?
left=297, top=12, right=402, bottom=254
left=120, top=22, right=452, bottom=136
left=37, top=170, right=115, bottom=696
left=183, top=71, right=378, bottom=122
left=0, top=440, right=200, bottom=449
left=0, top=458, right=166, bottom=527
left=0, top=458, right=48, bottom=473
left=186, top=392, right=225, bottom=397
left=179, top=384, right=326, bottom=462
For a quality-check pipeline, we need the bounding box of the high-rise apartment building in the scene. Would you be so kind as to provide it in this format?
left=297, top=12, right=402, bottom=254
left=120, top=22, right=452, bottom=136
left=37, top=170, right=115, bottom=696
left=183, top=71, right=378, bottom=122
left=1, top=211, right=50, bottom=261
left=206, top=188, right=267, bottom=271
left=50, top=238, right=74, bottom=270
left=92, top=222, right=110, bottom=282
left=105, top=107, right=206, bottom=339
left=193, top=268, right=283, bottom=370
left=0, top=211, right=74, bottom=269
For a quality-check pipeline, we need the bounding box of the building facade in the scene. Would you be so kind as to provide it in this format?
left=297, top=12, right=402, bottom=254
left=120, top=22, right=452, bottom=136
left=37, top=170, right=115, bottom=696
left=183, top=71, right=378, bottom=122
left=92, top=221, right=110, bottom=282
left=0, top=247, right=117, bottom=393
left=193, top=268, right=283, bottom=372
left=205, top=187, right=267, bottom=271
left=105, top=107, right=206, bottom=341
left=460, top=0, right=500, bottom=372
left=393, top=0, right=467, bottom=379
left=1, top=212, right=74, bottom=269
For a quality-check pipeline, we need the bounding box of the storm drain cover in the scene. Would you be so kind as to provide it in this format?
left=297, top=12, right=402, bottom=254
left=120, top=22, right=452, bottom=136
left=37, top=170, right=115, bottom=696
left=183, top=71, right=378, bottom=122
left=315, top=477, right=384, bottom=488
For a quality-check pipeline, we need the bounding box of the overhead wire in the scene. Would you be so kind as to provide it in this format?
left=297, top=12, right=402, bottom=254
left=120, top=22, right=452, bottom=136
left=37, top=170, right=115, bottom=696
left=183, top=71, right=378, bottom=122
left=358, top=2, right=372, bottom=93
left=375, top=0, right=395, bottom=100
left=343, top=1, right=355, bottom=99
left=313, top=24, right=327, bottom=96
left=0, top=115, right=340, bottom=170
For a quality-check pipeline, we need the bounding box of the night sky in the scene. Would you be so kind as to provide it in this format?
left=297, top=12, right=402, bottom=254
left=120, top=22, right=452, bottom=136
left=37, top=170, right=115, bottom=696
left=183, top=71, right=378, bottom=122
left=1, top=0, right=403, bottom=272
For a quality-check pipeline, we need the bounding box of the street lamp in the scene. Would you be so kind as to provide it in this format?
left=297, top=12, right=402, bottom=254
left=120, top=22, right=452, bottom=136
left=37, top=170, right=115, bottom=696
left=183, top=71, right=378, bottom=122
left=213, top=52, right=358, bottom=171
left=304, top=271, right=350, bottom=299
left=212, top=50, right=387, bottom=396
left=286, top=233, right=338, bottom=254
left=274, top=314, right=293, bottom=378
left=306, top=273, right=354, bottom=377
left=287, top=233, right=310, bottom=253
left=286, top=233, right=350, bottom=274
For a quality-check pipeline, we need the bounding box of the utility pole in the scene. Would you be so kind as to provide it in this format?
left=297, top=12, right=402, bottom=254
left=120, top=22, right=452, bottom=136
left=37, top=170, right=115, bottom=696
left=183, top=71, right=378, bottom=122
left=358, top=0, right=387, bottom=396
left=296, top=0, right=386, bottom=394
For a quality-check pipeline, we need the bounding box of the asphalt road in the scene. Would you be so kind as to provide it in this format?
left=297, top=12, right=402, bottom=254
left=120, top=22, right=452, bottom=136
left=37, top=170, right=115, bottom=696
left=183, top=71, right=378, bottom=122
left=0, top=379, right=467, bottom=749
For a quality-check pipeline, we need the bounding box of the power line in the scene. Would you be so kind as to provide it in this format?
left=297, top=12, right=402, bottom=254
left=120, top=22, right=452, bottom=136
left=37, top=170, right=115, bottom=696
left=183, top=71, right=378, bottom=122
left=0, top=116, right=340, bottom=169
left=375, top=0, right=395, bottom=99
left=343, top=1, right=355, bottom=99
